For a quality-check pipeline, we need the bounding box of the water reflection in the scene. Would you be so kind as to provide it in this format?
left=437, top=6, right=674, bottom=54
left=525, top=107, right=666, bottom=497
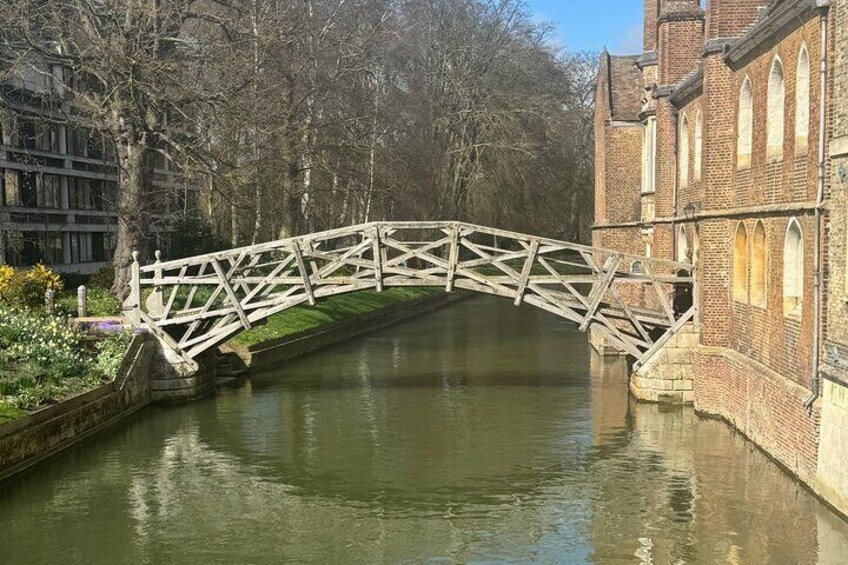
left=0, top=297, right=846, bottom=564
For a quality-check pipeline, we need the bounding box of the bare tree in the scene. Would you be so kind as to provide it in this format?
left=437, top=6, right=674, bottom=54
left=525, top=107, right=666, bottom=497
left=1, top=0, right=597, bottom=292
left=0, top=0, right=240, bottom=296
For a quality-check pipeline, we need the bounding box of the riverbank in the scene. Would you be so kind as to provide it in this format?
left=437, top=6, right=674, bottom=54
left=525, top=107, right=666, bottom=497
left=224, top=288, right=467, bottom=371
left=0, top=287, right=466, bottom=480
left=0, top=333, right=154, bottom=481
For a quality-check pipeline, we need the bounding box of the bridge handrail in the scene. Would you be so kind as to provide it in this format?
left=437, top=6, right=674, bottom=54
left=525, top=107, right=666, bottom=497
left=139, top=221, right=692, bottom=273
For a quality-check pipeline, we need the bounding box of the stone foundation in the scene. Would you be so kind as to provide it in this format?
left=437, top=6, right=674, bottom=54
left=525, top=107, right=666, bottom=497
left=815, top=377, right=848, bottom=517
left=692, top=345, right=820, bottom=485
left=630, top=323, right=698, bottom=404
left=148, top=345, right=216, bottom=402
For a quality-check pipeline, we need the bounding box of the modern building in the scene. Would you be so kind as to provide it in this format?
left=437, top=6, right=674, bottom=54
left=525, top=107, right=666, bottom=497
left=0, top=56, right=178, bottom=274
left=594, top=0, right=848, bottom=516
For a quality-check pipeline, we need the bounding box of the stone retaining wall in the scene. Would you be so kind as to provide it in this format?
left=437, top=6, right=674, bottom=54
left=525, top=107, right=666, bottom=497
left=0, top=333, right=155, bottom=482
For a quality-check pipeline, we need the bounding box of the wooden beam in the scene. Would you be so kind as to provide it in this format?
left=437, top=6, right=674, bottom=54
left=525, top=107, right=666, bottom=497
left=211, top=258, right=252, bottom=331
left=135, top=220, right=695, bottom=363
left=371, top=228, right=384, bottom=292
left=643, top=261, right=676, bottom=324
left=633, top=307, right=695, bottom=370
left=292, top=240, right=316, bottom=306
left=446, top=223, right=459, bottom=292
left=579, top=254, right=621, bottom=332
left=514, top=238, right=540, bottom=306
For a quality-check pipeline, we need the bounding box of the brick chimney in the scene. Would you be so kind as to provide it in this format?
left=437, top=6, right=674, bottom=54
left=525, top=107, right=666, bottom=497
left=704, top=0, right=768, bottom=42
left=657, top=0, right=704, bottom=84
left=644, top=0, right=659, bottom=53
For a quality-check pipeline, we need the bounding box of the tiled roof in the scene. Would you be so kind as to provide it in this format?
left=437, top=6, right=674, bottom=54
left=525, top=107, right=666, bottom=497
left=607, top=54, right=642, bottom=122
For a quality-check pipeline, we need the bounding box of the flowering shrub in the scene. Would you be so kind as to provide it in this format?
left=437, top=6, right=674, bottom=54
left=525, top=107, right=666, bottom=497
left=0, top=265, right=13, bottom=296
left=2, top=264, right=63, bottom=309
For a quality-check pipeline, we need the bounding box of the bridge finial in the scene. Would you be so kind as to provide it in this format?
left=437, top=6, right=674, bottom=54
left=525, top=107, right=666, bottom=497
left=132, top=250, right=139, bottom=263
left=155, top=250, right=162, bottom=261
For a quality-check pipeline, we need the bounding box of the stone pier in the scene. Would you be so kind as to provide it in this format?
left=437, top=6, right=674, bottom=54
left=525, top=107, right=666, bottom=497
left=630, top=323, right=699, bottom=405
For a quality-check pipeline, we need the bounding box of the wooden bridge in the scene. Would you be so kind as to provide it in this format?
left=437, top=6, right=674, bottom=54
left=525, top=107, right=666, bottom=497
left=125, top=221, right=695, bottom=367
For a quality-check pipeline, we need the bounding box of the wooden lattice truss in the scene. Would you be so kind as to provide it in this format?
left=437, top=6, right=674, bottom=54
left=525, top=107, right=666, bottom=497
left=126, top=222, right=695, bottom=365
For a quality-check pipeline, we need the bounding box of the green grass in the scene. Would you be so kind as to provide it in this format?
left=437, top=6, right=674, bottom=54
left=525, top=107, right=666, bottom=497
left=0, top=402, right=26, bottom=425
left=231, top=287, right=441, bottom=347
left=55, top=287, right=122, bottom=317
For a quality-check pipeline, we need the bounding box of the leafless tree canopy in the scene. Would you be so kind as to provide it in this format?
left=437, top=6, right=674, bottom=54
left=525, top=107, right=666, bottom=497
left=0, top=0, right=596, bottom=295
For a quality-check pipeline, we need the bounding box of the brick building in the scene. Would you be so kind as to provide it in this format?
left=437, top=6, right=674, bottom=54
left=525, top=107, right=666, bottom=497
left=594, top=0, right=848, bottom=516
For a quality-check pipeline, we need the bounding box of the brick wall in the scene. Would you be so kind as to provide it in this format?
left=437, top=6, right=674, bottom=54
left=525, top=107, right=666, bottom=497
left=596, top=0, right=848, bottom=519
left=644, top=0, right=658, bottom=53
left=705, top=0, right=766, bottom=42
left=594, top=71, right=608, bottom=222
left=824, top=0, right=848, bottom=376
left=654, top=98, right=677, bottom=222
left=722, top=19, right=822, bottom=389
left=603, top=126, right=643, bottom=224
left=693, top=346, right=820, bottom=485
left=658, top=18, right=704, bottom=85
left=817, top=0, right=848, bottom=520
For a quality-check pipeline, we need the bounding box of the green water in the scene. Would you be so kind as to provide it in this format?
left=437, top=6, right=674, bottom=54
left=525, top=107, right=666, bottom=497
left=2, top=297, right=848, bottom=564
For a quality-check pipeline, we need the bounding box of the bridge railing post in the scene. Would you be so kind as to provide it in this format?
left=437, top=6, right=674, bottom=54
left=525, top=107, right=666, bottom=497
left=370, top=227, right=383, bottom=292
left=446, top=223, right=459, bottom=292
left=124, top=251, right=142, bottom=326
left=145, top=250, right=165, bottom=316
left=77, top=285, right=87, bottom=318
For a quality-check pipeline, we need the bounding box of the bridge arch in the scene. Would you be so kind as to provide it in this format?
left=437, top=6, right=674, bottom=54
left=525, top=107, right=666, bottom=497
left=126, top=222, right=694, bottom=366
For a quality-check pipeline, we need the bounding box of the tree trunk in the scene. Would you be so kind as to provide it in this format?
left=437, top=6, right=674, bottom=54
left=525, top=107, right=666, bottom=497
left=111, top=139, right=150, bottom=300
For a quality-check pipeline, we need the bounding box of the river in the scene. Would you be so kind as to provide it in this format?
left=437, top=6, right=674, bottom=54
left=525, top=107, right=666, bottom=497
left=1, top=296, right=848, bottom=564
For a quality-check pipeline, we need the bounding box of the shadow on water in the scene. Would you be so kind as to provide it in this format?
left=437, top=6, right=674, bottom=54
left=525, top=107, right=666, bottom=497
left=1, top=296, right=847, bottom=564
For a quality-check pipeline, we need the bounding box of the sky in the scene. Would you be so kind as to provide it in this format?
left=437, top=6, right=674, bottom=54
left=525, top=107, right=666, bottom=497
left=527, top=0, right=644, bottom=54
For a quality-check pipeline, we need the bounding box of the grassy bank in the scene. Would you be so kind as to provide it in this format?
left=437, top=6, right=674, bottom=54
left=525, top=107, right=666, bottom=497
left=231, top=287, right=442, bottom=347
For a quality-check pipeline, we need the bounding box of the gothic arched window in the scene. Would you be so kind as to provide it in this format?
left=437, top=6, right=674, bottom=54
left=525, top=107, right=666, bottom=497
left=734, top=222, right=748, bottom=302
left=783, top=219, right=803, bottom=315
left=738, top=77, right=753, bottom=169
left=751, top=221, right=767, bottom=307
left=677, top=225, right=689, bottom=263
left=767, top=57, right=785, bottom=161
left=795, top=45, right=810, bottom=154
left=694, top=111, right=703, bottom=182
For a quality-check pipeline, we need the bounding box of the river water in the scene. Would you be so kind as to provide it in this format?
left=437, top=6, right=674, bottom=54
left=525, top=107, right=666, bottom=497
left=2, top=296, right=848, bottom=564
